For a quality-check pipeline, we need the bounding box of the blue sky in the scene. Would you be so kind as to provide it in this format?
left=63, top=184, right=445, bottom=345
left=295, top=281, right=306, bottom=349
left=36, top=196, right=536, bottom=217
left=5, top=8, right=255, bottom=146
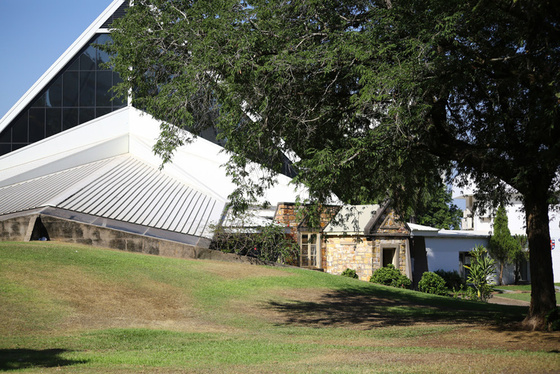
left=0, top=0, right=115, bottom=118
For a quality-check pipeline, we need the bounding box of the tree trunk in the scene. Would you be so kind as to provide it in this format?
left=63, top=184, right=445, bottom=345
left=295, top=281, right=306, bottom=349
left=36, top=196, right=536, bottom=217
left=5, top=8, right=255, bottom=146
left=522, top=194, right=556, bottom=330
left=499, top=262, right=504, bottom=286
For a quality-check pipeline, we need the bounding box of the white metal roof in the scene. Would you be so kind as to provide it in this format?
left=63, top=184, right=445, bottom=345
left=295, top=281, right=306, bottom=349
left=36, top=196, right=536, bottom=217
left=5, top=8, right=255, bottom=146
left=0, top=154, right=224, bottom=239
left=408, top=223, right=490, bottom=238
left=0, top=106, right=307, bottom=243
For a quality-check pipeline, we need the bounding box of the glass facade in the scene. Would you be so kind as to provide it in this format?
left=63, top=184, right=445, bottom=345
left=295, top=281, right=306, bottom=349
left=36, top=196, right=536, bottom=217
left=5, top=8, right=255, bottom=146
left=0, top=34, right=126, bottom=156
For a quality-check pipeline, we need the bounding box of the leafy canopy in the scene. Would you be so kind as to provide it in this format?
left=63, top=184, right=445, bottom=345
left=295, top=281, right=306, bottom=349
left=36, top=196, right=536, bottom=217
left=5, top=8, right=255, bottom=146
left=107, top=0, right=559, bottom=327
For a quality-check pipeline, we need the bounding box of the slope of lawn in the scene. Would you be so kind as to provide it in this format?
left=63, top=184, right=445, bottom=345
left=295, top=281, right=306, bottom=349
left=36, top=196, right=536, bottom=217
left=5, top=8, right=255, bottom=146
left=1, top=241, right=559, bottom=373
left=493, top=285, right=560, bottom=304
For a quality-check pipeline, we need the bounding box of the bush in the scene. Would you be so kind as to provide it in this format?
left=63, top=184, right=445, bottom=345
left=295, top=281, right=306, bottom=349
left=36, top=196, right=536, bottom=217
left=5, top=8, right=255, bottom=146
left=418, top=272, right=448, bottom=296
left=341, top=268, right=358, bottom=279
left=210, top=222, right=299, bottom=264
left=464, top=245, right=495, bottom=302
left=370, top=264, right=411, bottom=289
left=434, top=269, right=465, bottom=290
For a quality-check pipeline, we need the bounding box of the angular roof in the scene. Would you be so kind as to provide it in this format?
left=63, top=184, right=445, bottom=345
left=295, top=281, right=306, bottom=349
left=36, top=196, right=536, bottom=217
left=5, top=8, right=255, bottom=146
left=0, top=0, right=128, bottom=133
left=0, top=107, right=307, bottom=245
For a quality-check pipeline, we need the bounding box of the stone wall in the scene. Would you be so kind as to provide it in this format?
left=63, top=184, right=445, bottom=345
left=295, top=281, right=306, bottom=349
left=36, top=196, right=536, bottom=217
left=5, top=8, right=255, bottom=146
left=275, top=202, right=340, bottom=270
left=275, top=203, right=301, bottom=241
left=324, top=235, right=409, bottom=281
left=0, top=214, right=263, bottom=265
left=324, top=236, right=373, bottom=281
left=371, top=237, right=409, bottom=276
left=0, top=215, right=34, bottom=241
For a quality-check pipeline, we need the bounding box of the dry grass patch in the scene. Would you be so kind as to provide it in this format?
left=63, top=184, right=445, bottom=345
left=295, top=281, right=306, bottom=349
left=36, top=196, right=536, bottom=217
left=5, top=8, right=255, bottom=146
left=198, top=260, right=293, bottom=280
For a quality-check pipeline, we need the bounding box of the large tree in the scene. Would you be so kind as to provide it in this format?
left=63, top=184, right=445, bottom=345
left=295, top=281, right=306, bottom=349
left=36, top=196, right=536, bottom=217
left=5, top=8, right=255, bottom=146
left=107, top=0, right=560, bottom=329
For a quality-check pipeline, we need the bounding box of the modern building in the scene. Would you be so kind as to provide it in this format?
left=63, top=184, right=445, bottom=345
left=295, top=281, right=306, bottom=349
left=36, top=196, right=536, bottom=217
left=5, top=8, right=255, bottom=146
left=454, top=185, right=559, bottom=283
left=0, top=0, right=306, bottom=258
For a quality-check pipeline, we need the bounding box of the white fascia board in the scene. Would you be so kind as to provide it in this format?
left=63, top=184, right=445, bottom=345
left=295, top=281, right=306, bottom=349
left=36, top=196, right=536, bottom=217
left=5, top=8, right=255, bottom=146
left=0, top=107, right=132, bottom=185
left=424, top=229, right=490, bottom=239
left=0, top=0, right=126, bottom=132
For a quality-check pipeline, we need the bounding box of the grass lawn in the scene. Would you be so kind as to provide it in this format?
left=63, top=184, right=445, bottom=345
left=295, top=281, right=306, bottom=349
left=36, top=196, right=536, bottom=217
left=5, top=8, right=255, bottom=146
left=494, top=285, right=533, bottom=292
left=1, top=241, right=559, bottom=373
left=493, top=285, right=560, bottom=304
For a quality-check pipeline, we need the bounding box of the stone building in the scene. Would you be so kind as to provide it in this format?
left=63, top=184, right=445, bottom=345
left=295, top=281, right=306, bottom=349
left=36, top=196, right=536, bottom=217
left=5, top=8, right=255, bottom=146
left=275, top=203, right=412, bottom=281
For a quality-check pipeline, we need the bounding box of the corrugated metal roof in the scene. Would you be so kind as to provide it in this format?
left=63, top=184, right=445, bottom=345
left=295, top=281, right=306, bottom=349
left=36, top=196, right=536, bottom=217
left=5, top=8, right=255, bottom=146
left=0, top=155, right=225, bottom=239
left=0, top=158, right=115, bottom=214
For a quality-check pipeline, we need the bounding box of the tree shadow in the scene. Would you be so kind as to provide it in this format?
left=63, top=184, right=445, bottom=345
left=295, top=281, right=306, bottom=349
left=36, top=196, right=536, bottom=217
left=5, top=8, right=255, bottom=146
left=266, top=285, right=528, bottom=329
left=0, top=349, right=87, bottom=371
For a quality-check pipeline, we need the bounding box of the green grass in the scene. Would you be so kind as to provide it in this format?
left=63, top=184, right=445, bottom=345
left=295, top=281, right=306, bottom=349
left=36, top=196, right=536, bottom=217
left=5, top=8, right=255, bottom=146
left=0, top=241, right=558, bottom=373
left=493, top=285, right=560, bottom=304
left=494, top=284, right=533, bottom=292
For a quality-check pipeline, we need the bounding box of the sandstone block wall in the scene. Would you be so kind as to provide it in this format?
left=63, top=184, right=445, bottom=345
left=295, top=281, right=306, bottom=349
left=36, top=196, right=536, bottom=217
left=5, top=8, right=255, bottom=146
left=0, top=215, right=34, bottom=241
left=0, top=214, right=263, bottom=265
left=325, top=236, right=373, bottom=281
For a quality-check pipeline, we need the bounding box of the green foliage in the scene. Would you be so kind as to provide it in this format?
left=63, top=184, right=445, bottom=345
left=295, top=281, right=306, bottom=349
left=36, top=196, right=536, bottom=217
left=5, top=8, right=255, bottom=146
left=414, top=184, right=463, bottom=230
left=434, top=269, right=465, bottom=291
left=210, top=222, right=298, bottom=264
left=512, top=235, right=529, bottom=285
left=341, top=268, right=358, bottom=279
left=488, top=205, right=518, bottom=285
left=369, top=264, right=411, bottom=289
left=418, top=272, right=448, bottom=296
left=106, top=0, right=560, bottom=321
left=452, top=284, right=479, bottom=301
left=464, top=245, right=496, bottom=302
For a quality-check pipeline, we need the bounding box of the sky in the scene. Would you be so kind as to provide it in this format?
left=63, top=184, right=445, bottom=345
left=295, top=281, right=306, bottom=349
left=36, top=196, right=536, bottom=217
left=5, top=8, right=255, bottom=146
left=0, top=0, right=115, bottom=119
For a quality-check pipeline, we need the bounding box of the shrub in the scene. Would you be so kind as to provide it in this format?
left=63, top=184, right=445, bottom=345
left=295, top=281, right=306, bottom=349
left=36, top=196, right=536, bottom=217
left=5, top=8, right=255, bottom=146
left=210, top=222, right=299, bottom=264
left=418, top=272, right=448, bottom=296
left=464, top=245, right=495, bottom=302
left=434, top=269, right=465, bottom=290
left=341, top=268, right=358, bottom=279
left=370, top=264, right=411, bottom=289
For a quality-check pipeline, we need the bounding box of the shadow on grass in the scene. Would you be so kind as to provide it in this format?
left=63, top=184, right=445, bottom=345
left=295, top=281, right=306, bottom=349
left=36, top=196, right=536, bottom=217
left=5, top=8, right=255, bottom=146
left=0, top=349, right=87, bottom=371
left=267, top=285, right=528, bottom=329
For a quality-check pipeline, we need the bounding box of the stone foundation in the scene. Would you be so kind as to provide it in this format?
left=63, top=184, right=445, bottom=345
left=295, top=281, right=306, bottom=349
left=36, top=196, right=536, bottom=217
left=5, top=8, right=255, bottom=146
left=0, top=213, right=262, bottom=264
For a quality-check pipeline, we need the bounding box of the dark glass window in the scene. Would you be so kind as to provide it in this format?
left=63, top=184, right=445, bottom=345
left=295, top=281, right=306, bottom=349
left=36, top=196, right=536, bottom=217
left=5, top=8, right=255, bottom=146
left=12, top=114, right=28, bottom=143
left=0, top=33, right=126, bottom=157
left=80, top=71, right=96, bottom=106
left=46, top=108, right=62, bottom=137
left=0, top=128, right=10, bottom=143
left=47, top=76, right=63, bottom=107
left=97, top=71, right=113, bottom=107
left=63, top=72, right=80, bottom=107
left=29, top=108, right=45, bottom=142
left=0, top=143, right=11, bottom=155
left=80, top=46, right=96, bottom=71
left=63, top=108, right=79, bottom=130
left=80, top=108, right=95, bottom=124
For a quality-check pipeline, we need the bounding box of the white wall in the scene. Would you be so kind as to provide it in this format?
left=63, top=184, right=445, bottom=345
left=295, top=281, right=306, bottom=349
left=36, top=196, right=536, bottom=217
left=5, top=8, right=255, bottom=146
left=456, top=193, right=560, bottom=283
left=425, top=236, right=489, bottom=274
